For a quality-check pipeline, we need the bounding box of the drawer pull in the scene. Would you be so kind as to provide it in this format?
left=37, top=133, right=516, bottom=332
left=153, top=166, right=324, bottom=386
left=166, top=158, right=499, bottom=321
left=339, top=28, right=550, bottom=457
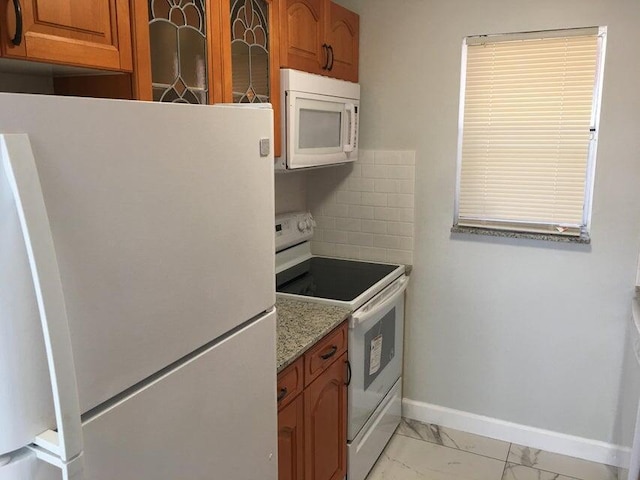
left=320, top=345, right=338, bottom=360
left=277, top=387, right=288, bottom=402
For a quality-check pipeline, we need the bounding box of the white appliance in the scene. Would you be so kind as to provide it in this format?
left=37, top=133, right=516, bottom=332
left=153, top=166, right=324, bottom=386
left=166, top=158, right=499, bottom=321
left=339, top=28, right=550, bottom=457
left=276, top=69, right=360, bottom=171
left=275, top=212, right=408, bottom=480
left=0, top=94, right=278, bottom=480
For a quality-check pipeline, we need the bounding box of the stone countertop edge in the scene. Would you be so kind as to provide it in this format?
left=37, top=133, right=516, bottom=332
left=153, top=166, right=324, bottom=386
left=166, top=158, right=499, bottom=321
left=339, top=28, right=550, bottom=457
left=276, top=298, right=351, bottom=373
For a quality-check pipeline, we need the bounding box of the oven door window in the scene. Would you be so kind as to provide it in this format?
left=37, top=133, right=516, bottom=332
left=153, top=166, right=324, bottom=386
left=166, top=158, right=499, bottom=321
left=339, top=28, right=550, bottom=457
left=363, top=307, right=396, bottom=390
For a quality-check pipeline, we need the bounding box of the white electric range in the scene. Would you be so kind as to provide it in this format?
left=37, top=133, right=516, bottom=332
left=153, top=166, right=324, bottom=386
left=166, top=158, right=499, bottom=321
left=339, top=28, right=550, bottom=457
left=275, top=211, right=408, bottom=480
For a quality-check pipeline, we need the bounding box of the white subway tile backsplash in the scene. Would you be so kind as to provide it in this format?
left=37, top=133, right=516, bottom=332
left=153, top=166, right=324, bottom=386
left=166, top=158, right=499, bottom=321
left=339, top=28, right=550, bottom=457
left=335, top=244, right=361, bottom=259
left=313, top=241, right=336, bottom=257
left=387, top=193, right=413, bottom=208
left=373, top=234, right=402, bottom=249
left=308, top=149, right=416, bottom=265
left=323, top=203, right=350, bottom=218
left=388, top=166, right=414, bottom=179
left=359, top=150, right=374, bottom=164
left=336, top=218, right=362, bottom=232
left=336, top=190, right=362, bottom=205
left=362, top=219, right=388, bottom=234
left=324, top=229, right=349, bottom=244
left=349, top=178, right=375, bottom=192
left=360, top=246, right=389, bottom=262
left=387, top=249, right=413, bottom=265
left=362, top=165, right=390, bottom=179
left=375, top=179, right=398, bottom=193
left=348, top=205, right=375, bottom=219
left=314, top=215, right=336, bottom=230
left=398, top=179, right=415, bottom=194
left=362, top=192, right=388, bottom=206
left=348, top=232, right=374, bottom=247
left=374, top=207, right=400, bottom=221
left=374, top=151, right=402, bottom=165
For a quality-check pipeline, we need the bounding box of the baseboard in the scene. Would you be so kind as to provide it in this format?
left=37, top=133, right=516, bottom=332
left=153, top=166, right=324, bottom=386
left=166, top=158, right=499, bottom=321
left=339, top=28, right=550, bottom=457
left=402, top=398, right=630, bottom=468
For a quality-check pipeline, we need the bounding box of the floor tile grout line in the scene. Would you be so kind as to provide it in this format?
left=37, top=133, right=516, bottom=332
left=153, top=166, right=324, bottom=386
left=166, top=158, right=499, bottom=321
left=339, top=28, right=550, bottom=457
left=399, top=421, right=613, bottom=480
left=394, top=430, right=511, bottom=463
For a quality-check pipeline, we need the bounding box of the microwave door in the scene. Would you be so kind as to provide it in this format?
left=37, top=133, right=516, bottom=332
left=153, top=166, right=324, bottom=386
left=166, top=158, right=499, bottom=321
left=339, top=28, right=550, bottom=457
left=287, top=92, right=356, bottom=169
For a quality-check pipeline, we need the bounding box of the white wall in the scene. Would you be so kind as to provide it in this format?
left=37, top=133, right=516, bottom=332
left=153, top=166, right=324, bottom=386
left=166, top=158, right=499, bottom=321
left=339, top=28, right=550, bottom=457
left=344, top=0, right=640, bottom=445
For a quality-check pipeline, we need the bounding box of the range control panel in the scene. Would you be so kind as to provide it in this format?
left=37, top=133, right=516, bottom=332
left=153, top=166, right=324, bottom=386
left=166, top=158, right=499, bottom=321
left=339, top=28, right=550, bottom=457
left=275, top=211, right=315, bottom=253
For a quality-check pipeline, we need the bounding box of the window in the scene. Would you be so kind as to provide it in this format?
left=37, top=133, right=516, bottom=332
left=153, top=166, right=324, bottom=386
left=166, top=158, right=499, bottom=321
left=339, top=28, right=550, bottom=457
left=454, top=27, right=606, bottom=241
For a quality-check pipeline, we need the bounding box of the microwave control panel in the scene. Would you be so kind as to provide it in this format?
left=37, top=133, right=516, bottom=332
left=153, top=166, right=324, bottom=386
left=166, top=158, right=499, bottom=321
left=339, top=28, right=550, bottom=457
left=275, top=211, right=315, bottom=252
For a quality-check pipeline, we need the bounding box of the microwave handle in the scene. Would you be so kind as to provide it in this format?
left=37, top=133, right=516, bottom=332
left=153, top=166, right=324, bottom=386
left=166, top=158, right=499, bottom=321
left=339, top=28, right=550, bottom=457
left=343, top=103, right=357, bottom=153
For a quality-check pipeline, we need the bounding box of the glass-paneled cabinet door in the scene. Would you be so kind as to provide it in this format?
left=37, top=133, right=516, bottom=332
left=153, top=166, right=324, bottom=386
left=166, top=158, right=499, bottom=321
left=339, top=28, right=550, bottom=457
left=226, top=0, right=281, bottom=153
left=148, top=0, right=211, bottom=103
left=230, top=0, right=269, bottom=103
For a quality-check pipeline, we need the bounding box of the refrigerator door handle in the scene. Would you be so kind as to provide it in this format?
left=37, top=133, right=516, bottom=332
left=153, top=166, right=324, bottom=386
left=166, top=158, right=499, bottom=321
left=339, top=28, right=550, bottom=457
left=1, top=135, right=84, bottom=464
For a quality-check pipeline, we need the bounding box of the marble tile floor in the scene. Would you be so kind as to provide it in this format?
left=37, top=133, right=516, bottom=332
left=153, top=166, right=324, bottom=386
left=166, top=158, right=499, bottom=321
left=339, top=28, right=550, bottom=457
left=366, top=418, right=619, bottom=480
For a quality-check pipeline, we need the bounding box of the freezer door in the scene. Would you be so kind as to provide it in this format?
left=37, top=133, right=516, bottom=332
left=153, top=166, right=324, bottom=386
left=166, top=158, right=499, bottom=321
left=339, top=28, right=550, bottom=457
left=0, top=144, right=55, bottom=454
left=0, top=450, right=61, bottom=480
left=0, top=94, right=275, bottom=415
left=80, top=310, right=278, bottom=480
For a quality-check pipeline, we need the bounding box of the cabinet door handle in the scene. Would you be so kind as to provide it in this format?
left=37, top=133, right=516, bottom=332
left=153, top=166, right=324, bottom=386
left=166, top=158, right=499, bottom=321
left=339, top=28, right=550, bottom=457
left=320, top=345, right=338, bottom=360
left=277, top=387, right=288, bottom=402
left=345, top=360, right=352, bottom=386
left=322, top=43, right=329, bottom=70
left=10, top=0, right=23, bottom=46
left=328, top=45, right=334, bottom=71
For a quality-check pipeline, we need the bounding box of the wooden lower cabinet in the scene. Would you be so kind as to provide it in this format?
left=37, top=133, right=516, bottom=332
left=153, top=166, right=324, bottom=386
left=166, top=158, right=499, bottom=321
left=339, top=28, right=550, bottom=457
left=304, top=352, right=347, bottom=480
left=277, top=324, right=348, bottom=480
left=279, top=394, right=305, bottom=480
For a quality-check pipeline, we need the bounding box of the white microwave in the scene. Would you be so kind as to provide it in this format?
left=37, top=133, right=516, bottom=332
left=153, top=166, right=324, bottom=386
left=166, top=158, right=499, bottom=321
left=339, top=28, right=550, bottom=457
left=276, top=69, right=360, bottom=171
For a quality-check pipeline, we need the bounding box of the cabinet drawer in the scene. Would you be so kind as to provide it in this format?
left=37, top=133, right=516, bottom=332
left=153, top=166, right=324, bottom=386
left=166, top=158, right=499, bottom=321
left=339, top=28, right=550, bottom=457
left=304, top=321, right=348, bottom=386
left=277, top=357, right=304, bottom=410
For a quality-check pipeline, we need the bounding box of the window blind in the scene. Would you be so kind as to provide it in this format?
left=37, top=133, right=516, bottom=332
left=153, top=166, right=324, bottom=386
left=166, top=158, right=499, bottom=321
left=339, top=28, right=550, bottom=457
left=456, top=28, right=602, bottom=236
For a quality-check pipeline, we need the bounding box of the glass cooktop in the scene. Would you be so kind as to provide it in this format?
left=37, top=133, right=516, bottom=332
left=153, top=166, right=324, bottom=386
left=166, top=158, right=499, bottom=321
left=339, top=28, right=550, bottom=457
left=276, top=257, right=399, bottom=302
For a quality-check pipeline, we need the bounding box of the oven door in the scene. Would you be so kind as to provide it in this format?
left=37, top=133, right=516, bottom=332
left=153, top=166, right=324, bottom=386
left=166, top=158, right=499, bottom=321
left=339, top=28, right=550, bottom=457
left=286, top=91, right=358, bottom=169
left=348, top=275, right=408, bottom=441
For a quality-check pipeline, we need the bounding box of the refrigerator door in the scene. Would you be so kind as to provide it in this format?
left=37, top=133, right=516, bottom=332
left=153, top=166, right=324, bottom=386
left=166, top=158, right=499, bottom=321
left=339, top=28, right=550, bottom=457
left=80, top=309, right=277, bottom=480
left=0, top=94, right=275, bottom=415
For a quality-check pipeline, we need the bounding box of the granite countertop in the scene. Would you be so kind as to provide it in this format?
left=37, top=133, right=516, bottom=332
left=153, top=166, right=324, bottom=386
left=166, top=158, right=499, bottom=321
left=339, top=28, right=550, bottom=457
left=276, top=297, right=351, bottom=373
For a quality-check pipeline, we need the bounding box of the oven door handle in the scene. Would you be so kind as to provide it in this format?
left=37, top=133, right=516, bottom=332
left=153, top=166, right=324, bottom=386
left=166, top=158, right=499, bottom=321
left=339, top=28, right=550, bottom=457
left=350, top=276, right=409, bottom=327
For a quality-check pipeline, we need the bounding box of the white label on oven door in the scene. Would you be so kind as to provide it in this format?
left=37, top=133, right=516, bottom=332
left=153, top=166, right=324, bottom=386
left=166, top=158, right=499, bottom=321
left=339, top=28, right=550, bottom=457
left=369, top=335, right=383, bottom=375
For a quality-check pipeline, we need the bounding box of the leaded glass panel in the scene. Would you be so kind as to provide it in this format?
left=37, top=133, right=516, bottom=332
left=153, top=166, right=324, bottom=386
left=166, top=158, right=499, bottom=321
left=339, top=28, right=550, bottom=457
left=230, top=0, right=270, bottom=103
left=149, top=0, right=208, bottom=104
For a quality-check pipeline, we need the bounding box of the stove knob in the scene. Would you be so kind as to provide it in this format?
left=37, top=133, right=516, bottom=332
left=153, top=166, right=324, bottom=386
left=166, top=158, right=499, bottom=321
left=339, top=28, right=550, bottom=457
left=297, top=220, right=306, bottom=232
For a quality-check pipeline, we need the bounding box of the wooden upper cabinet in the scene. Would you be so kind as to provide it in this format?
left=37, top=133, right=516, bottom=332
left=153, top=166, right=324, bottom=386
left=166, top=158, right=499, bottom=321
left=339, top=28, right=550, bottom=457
left=279, top=0, right=325, bottom=74
left=1, top=0, right=133, bottom=71
left=280, top=0, right=358, bottom=82
left=325, top=1, right=358, bottom=82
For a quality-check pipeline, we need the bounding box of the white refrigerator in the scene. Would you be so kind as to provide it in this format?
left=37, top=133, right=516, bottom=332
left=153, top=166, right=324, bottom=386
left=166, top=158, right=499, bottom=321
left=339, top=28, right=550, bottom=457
left=0, top=94, right=278, bottom=480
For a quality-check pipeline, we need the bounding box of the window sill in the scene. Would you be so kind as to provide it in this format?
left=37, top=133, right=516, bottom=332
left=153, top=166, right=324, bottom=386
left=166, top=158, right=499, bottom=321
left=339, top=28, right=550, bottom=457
left=450, top=225, right=591, bottom=244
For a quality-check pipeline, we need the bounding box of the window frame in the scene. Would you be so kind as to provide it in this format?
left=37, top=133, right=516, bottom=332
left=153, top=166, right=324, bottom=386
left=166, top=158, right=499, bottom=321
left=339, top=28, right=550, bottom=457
left=453, top=27, right=608, bottom=241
